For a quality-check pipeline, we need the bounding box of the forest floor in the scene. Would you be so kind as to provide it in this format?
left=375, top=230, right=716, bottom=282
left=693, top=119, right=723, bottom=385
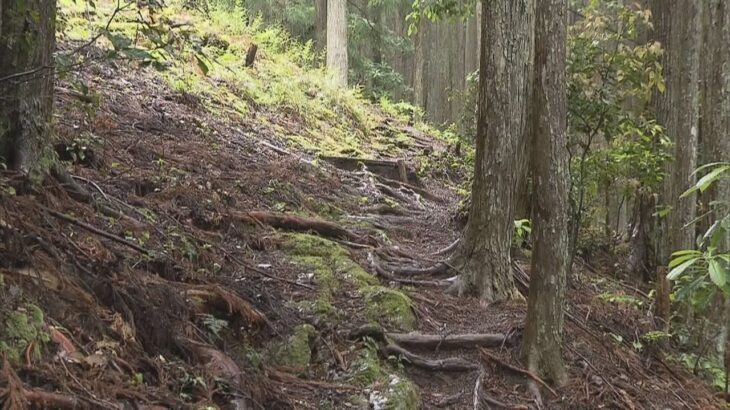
left=0, top=6, right=726, bottom=410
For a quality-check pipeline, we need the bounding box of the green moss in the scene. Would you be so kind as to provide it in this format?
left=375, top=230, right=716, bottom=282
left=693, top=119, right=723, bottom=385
left=296, top=296, right=338, bottom=320
left=275, top=324, right=316, bottom=368
left=284, top=233, right=378, bottom=289
left=360, top=286, right=415, bottom=331
left=348, top=343, right=419, bottom=409
left=0, top=304, right=49, bottom=365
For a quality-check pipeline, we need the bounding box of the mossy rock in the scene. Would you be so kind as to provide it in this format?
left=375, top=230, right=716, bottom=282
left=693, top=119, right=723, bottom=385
left=0, top=304, right=49, bottom=365
left=360, top=286, right=415, bottom=331
left=275, top=324, right=316, bottom=368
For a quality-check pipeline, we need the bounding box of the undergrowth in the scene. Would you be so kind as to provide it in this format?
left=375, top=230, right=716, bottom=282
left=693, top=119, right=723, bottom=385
left=57, top=0, right=456, bottom=161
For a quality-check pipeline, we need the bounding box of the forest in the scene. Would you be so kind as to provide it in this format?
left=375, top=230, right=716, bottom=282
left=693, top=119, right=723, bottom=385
left=0, top=0, right=728, bottom=408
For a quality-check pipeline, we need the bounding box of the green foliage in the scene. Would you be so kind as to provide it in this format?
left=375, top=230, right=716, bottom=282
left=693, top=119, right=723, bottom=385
left=673, top=352, right=727, bottom=391
left=513, top=219, right=531, bottom=247
left=0, top=304, right=50, bottom=365
left=668, top=164, right=730, bottom=306
left=566, top=0, right=668, bottom=243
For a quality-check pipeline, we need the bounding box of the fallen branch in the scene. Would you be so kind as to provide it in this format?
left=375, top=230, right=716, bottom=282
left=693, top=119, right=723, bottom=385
left=384, top=343, right=478, bottom=372
left=44, top=207, right=149, bottom=255
left=480, top=349, right=558, bottom=399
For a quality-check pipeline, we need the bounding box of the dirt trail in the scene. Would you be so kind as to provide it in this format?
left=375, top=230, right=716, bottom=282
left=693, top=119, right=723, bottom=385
left=0, top=56, right=722, bottom=410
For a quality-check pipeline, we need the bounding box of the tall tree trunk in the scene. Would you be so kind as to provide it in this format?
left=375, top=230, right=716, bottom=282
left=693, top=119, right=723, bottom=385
left=448, top=0, right=534, bottom=301
left=666, top=1, right=701, bottom=256
left=464, top=2, right=481, bottom=78
left=314, top=0, right=327, bottom=52
left=0, top=0, right=56, bottom=177
left=326, top=0, right=348, bottom=86
left=700, top=0, right=730, bottom=368
left=649, top=0, right=702, bottom=324
left=522, top=0, right=568, bottom=386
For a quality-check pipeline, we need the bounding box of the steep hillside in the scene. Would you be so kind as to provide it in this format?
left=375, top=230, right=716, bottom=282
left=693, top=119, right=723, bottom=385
left=0, top=2, right=723, bottom=409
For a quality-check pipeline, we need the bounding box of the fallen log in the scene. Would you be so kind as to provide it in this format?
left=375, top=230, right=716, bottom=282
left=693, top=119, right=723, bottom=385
left=321, top=156, right=420, bottom=184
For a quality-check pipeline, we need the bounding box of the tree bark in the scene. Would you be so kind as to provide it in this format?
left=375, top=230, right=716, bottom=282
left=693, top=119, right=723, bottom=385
left=0, top=0, right=57, bottom=176
left=449, top=0, right=534, bottom=301
left=521, top=0, right=568, bottom=386
left=326, top=0, right=348, bottom=86
left=699, top=0, right=730, bottom=368
left=651, top=0, right=701, bottom=265
left=314, top=0, right=327, bottom=52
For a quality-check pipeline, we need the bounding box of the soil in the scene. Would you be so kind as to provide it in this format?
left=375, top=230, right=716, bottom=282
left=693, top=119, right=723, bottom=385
left=0, top=52, right=723, bottom=409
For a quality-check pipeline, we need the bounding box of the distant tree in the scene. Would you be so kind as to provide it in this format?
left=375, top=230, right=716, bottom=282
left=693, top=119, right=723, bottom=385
left=522, top=0, right=569, bottom=385
left=0, top=0, right=57, bottom=178
left=448, top=0, right=534, bottom=301
left=315, top=0, right=327, bottom=51
left=326, top=0, right=348, bottom=86
left=651, top=0, right=701, bottom=265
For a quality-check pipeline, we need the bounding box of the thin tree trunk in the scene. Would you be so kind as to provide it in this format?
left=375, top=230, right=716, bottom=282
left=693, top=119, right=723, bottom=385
left=449, top=0, right=534, bottom=301
left=412, top=18, right=426, bottom=116
left=326, top=0, right=348, bottom=86
left=522, top=0, right=568, bottom=386
left=0, top=0, right=56, bottom=176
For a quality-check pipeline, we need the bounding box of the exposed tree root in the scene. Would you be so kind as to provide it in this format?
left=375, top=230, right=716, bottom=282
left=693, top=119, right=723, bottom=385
left=375, top=175, right=444, bottom=203
left=389, top=332, right=512, bottom=349
left=480, top=349, right=558, bottom=398
left=349, top=324, right=478, bottom=371
left=183, top=285, right=267, bottom=325
left=432, top=238, right=461, bottom=256
left=368, top=253, right=450, bottom=287
left=1, top=358, right=85, bottom=409
left=383, top=343, right=478, bottom=371
left=233, top=211, right=375, bottom=245
left=350, top=324, right=513, bottom=350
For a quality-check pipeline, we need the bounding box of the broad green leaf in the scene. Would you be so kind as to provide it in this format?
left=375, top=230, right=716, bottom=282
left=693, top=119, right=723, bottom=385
left=669, top=253, right=702, bottom=269
left=667, top=257, right=700, bottom=280
left=696, top=165, right=730, bottom=193
left=671, top=249, right=703, bottom=257
left=690, top=161, right=730, bottom=176
left=708, top=258, right=727, bottom=287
